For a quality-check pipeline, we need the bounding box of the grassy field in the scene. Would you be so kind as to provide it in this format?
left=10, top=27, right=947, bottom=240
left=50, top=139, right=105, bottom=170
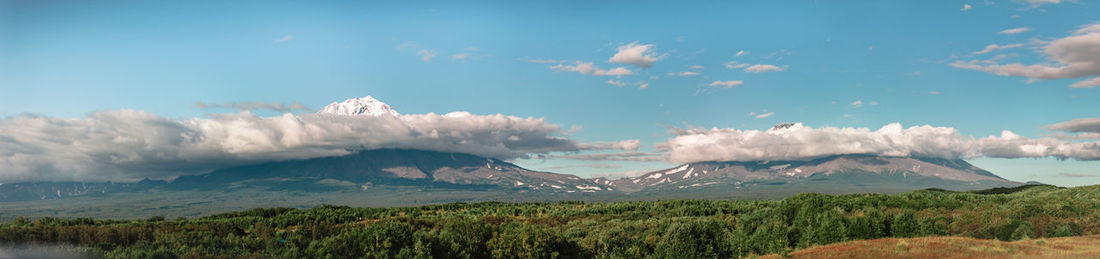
left=763, top=235, right=1100, bottom=258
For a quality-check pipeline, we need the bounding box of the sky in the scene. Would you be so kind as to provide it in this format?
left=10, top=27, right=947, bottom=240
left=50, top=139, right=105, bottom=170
left=1, top=0, right=1099, bottom=186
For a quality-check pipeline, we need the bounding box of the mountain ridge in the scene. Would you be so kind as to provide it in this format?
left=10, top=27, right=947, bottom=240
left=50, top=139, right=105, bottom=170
left=0, top=150, right=1021, bottom=203
left=603, top=154, right=1016, bottom=193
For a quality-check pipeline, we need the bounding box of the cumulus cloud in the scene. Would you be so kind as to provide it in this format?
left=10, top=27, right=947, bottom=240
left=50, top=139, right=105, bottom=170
left=952, top=23, right=1100, bottom=88
left=0, top=97, right=637, bottom=182
left=708, top=80, right=744, bottom=88
left=673, top=71, right=700, bottom=76
left=755, top=112, right=775, bottom=119
left=608, top=42, right=661, bottom=68
left=978, top=131, right=1100, bottom=160
left=451, top=53, right=470, bottom=61
left=660, top=122, right=1100, bottom=163
left=961, top=4, right=972, bottom=11
left=606, top=80, right=627, bottom=87
left=417, top=50, right=437, bottom=61
left=193, top=101, right=310, bottom=113
left=999, top=27, right=1032, bottom=35
left=550, top=61, right=633, bottom=76
left=969, top=43, right=1024, bottom=55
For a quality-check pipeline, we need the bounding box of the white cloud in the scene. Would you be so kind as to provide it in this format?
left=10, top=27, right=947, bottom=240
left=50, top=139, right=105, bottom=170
left=952, top=23, right=1100, bottom=88
left=606, top=80, right=627, bottom=87
left=673, top=71, right=700, bottom=76
left=724, top=61, right=749, bottom=69
left=755, top=112, right=775, bottom=119
left=735, top=50, right=747, bottom=57
left=850, top=100, right=863, bottom=107
left=961, top=4, right=972, bottom=11
left=451, top=53, right=470, bottom=61
left=999, top=27, right=1032, bottom=35
left=930, top=91, right=941, bottom=95
left=638, top=82, right=649, bottom=89
left=725, top=62, right=786, bottom=73
left=417, top=50, right=437, bottom=61
left=0, top=97, right=636, bottom=182
left=608, top=42, right=661, bottom=68
left=550, top=61, right=633, bottom=76
left=1070, top=77, right=1100, bottom=88
left=708, top=80, right=744, bottom=88
left=978, top=131, right=1100, bottom=160
left=660, top=122, right=1100, bottom=163
left=690, top=65, right=705, bottom=70
left=743, top=64, right=787, bottom=73
left=193, top=101, right=310, bottom=113
left=274, top=34, right=293, bottom=43
left=969, top=43, right=1024, bottom=55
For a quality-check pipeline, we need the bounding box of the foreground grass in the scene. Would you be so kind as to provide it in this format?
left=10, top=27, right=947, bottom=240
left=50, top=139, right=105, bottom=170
left=763, top=235, right=1100, bottom=258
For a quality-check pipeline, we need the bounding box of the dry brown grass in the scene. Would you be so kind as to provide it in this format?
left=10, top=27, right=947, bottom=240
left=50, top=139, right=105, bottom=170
left=760, top=235, right=1100, bottom=259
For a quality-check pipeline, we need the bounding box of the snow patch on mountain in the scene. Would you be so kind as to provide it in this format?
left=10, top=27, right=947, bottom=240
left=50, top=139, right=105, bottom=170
left=318, top=96, right=400, bottom=116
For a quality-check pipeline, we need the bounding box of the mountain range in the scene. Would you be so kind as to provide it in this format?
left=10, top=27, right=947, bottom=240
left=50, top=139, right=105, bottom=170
left=0, top=148, right=1019, bottom=201
left=0, top=96, right=1024, bottom=219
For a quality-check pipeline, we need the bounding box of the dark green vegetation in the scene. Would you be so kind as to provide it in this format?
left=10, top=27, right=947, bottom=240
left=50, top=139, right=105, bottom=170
left=1, top=184, right=1095, bottom=258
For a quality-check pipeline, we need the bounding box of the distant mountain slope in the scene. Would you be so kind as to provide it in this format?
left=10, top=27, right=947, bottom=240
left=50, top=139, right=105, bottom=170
left=602, top=154, right=1018, bottom=194
left=172, top=149, right=608, bottom=193
left=0, top=152, right=1022, bottom=205
left=0, top=149, right=612, bottom=202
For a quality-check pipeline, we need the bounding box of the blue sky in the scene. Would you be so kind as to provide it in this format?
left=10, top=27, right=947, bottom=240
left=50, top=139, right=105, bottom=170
left=2, top=1, right=1099, bottom=186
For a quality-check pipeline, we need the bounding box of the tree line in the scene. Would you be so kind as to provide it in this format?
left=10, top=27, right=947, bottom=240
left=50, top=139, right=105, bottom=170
left=0, top=184, right=1095, bottom=258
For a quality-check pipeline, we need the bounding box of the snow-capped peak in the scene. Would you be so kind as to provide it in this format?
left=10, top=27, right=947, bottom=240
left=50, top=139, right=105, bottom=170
left=770, top=122, right=797, bottom=131
left=318, top=96, right=400, bottom=116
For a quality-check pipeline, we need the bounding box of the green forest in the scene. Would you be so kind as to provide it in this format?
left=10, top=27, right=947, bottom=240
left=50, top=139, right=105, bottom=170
left=1, top=184, right=1097, bottom=258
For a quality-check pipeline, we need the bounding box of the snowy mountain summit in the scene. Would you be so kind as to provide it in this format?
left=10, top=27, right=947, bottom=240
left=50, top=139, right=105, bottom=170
left=318, top=96, right=400, bottom=116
